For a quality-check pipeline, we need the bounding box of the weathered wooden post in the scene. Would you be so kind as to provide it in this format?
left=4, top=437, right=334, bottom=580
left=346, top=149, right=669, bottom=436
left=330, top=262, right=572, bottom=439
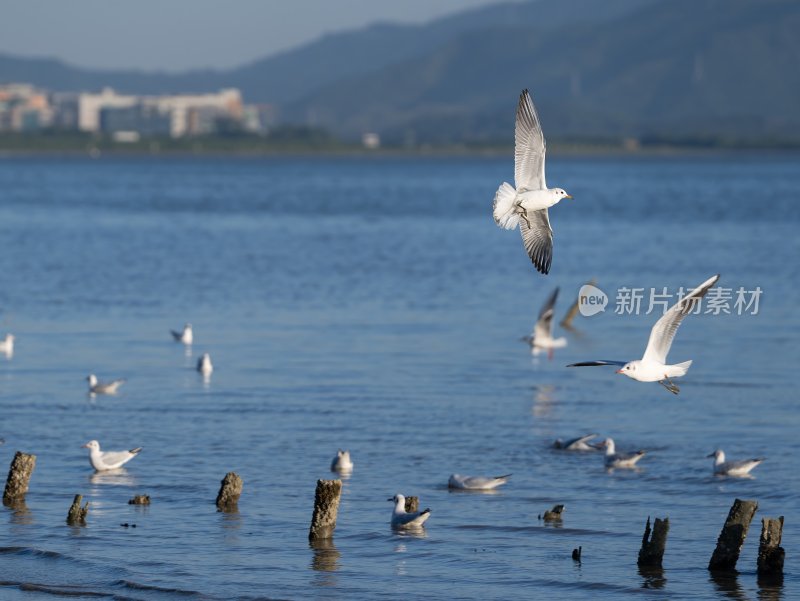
left=3, top=451, right=36, bottom=507
left=572, top=546, right=582, bottom=561
left=215, top=472, right=243, bottom=512
left=308, top=479, right=342, bottom=541
left=638, top=516, right=669, bottom=567
left=708, top=499, right=758, bottom=571
left=757, top=516, right=784, bottom=577
left=66, top=494, right=89, bottom=525
left=404, top=496, right=419, bottom=513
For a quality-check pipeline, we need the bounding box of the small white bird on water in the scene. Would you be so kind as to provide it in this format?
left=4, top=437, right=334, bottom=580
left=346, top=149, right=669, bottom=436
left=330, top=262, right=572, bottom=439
left=708, top=449, right=763, bottom=477
left=601, top=438, right=645, bottom=468
left=197, top=352, right=213, bottom=376
left=553, top=433, right=601, bottom=451
left=330, top=449, right=353, bottom=472
left=493, top=89, right=573, bottom=274
left=568, top=274, right=720, bottom=394
left=0, top=333, right=14, bottom=357
left=87, top=374, right=125, bottom=395
left=388, top=494, right=431, bottom=529
left=522, top=287, right=567, bottom=358
left=82, top=440, right=142, bottom=471
left=448, top=473, right=511, bottom=490
left=171, top=323, right=193, bottom=345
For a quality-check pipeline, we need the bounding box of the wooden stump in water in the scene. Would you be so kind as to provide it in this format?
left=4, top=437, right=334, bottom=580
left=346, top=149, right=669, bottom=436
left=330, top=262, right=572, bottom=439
left=128, top=494, right=151, bottom=505
left=3, top=451, right=36, bottom=507
left=308, top=479, right=342, bottom=541
left=215, top=472, right=243, bottom=512
left=66, top=494, right=89, bottom=525
left=757, top=516, right=784, bottom=577
left=708, top=499, right=758, bottom=571
left=404, top=496, right=419, bottom=513
left=638, top=516, right=669, bottom=568
left=541, top=504, right=565, bottom=522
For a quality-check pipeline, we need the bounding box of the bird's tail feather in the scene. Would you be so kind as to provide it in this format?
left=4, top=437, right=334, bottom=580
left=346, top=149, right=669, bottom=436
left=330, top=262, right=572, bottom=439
left=493, top=182, right=519, bottom=229
left=672, top=360, right=692, bottom=377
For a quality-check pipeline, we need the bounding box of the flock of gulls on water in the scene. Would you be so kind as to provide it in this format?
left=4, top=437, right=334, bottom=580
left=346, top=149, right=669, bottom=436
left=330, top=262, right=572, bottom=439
left=0, top=89, right=764, bottom=531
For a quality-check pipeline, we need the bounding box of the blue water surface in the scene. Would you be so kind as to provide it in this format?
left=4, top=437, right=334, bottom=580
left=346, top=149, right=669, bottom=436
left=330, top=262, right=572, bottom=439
left=0, top=154, right=797, bottom=600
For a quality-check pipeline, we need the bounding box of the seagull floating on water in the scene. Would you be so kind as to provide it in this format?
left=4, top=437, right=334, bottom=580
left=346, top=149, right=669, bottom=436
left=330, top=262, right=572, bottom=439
left=493, top=89, right=572, bottom=274
left=0, top=333, right=14, bottom=356
left=171, top=323, right=193, bottom=345
left=708, top=449, right=763, bottom=477
left=568, top=274, right=720, bottom=394
left=553, top=433, right=601, bottom=451
left=87, top=374, right=125, bottom=395
left=331, top=449, right=353, bottom=472
left=388, top=494, right=431, bottom=529
left=522, top=287, right=566, bottom=357
left=197, top=352, right=213, bottom=376
left=601, top=438, right=645, bottom=468
left=448, top=473, right=511, bottom=490
left=82, top=440, right=142, bottom=471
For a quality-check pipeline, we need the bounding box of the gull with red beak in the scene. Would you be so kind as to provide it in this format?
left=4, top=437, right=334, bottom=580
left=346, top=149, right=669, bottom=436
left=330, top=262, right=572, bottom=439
left=568, top=274, right=720, bottom=394
left=492, top=89, right=572, bottom=274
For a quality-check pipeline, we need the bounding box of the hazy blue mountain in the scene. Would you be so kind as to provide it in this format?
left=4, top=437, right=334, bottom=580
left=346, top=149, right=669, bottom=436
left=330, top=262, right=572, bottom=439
left=286, top=0, right=800, bottom=142
left=0, top=0, right=655, bottom=102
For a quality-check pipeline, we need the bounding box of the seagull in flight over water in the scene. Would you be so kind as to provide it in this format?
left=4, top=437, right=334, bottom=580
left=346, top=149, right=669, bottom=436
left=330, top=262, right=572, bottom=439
left=493, top=89, right=572, bottom=274
left=521, top=287, right=567, bottom=358
left=568, top=274, right=719, bottom=394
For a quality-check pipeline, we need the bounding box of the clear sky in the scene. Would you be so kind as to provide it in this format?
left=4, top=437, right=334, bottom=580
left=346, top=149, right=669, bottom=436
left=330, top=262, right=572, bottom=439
left=0, top=0, right=504, bottom=72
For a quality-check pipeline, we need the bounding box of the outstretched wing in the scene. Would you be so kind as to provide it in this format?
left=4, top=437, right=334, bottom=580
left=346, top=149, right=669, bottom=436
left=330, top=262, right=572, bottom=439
left=520, top=209, right=553, bottom=274
left=515, top=89, right=547, bottom=191
left=534, top=287, right=559, bottom=339
left=642, top=274, right=720, bottom=364
left=567, top=360, right=627, bottom=367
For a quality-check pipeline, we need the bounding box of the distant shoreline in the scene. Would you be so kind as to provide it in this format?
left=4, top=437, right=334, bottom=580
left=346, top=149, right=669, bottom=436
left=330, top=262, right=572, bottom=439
left=1, top=133, right=798, bottom=159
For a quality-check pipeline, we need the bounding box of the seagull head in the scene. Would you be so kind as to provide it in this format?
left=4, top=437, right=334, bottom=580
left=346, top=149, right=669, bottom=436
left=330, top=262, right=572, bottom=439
left=616, top=361, right=639, bottom=379
left=388, top=493, right=405, bottom=504
left=82, top=440, right=100, bottom=451
left=552, top=188, right=572, bottom=200
left=707, top=449, right=724, bottom=460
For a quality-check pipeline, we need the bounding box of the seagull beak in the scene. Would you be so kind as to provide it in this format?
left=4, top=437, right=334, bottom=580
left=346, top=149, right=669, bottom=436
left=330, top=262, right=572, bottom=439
left=387, top=497, right=394, bottom=502
left=565, top=194, right=573, bottom=199
left=706, top=452, right=715, bottom=458
left=615, top=369, right=624, bottom=374
left=81, top=443, right=89, bottom=448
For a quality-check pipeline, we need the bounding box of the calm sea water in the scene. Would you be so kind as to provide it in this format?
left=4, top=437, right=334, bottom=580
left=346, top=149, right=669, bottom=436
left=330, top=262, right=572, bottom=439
left=0, top=154, right=797, bottom=600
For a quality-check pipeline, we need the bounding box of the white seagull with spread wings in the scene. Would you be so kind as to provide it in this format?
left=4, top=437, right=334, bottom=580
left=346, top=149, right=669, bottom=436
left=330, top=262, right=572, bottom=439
left=493, top=89, right=572, bottom=274
left=568, top=274, right=719, bottom=394
left=522, top=287, right=567, bottom=358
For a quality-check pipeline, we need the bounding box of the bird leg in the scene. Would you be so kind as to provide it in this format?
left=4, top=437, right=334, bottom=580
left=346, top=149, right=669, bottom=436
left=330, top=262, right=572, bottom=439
left=515, top=202, right=531, bottom=227
left=658, top=377, right=680, bottom=395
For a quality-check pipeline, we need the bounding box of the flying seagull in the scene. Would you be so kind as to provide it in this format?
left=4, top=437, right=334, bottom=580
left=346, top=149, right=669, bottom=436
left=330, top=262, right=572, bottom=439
left=522, top=287, right=567, bottom=358
left=568, top=274, right=719, bottom=394
left=708, top=449, right=764, bottom=477
left=493, top=89, right=572, bottom=274
left=82, top=440, right=142, bottom=471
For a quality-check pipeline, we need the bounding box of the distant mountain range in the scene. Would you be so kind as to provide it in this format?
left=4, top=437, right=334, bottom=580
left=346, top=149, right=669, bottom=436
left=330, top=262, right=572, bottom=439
left=2, top=0, right=799, bottom=143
